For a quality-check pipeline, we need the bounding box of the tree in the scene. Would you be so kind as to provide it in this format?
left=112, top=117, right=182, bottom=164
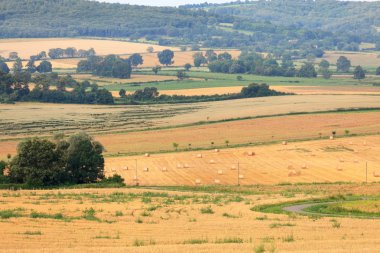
left=0, top=62, right=10, bottom=74
left=319, top=60, right=330, bottom=69
left=376, top=66, right=380, bottom=76
left=26, top=60, right=37, bottom=73
left=65, top=47, right=77, bottom=58
left=12, top=58, right=23, bottom=73
left=321, top=68, right=332, bottom=79
left=193, top=52, right=207, bottom=67
left=184, top=63, right=192, bottom=71
left=218, top=52, right=232, bottom=61
left=336, top=56, right=351, bottom=72
left=152, top=66, right=161, bottom=75
left=205, top=50, right=217, bottom=62
left=37, top=61, right=52, bottom=73
left=298, top=63, right=317, bottom=78
left=129, top=53, right=144, bottom=67
left=157, top=49, right=174, bottom=66
left=353, top=66, right=365, bottom=80
left=119, top=89, right=126, bottom=98
left=9, top=52, right=18, bottom=60
left=172, top=143, right=179, bottom=151
left=64, top=132, right=105, bottom=184
left=9, top=138, right=67, bottom=186
left=146, top=46, right=154, bottom=53
left=176, top=70, right=188, bottom=80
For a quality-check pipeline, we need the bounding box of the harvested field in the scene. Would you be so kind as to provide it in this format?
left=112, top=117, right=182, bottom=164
left=1, top=184, right=380, bottom=252
left=105, top=135, right=380, bottom=186
left=95, top=110, right=380, bottom=155
left=1, top=95, right=380, bottom=143
left=73, top=74, right=179, bottom=85
left=120, top=50, right=240, bottom=68
left=272, top=85, right=380, bottom=95
left=322, top=51, right=380, bottom=67
left=0, top=38, right=178, bottom=59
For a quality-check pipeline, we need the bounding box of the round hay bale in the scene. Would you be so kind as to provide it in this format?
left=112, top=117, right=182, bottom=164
left=123, top=166, right=128, bottom=171
left=197, top=154, right=203, bottom=158
left=195, top=179, right=201, bottom=185
left=162, top=167, right=167, bottom=172
left=133, top=176, right=138, bottom=181
left=247, top=151, right=255, bottom=156
left=215, top=149, right=220, bottom=153
left=288, top=170, right=297, bottom=177
left=373, top=171, right=380, bottom=178
left=177, top=164, right=183, bottom=169
left=143, top=167, right=149, bottom=172
left=209, top=159, right=215, bottom=164
left=214, top=179, right=221, bottom=184
left=218, top=170, right=223, bottom=175
left=349, top=141, right=353, bottom=145
left=336, top=166, right=343, bottom=171
left=231, top=165, right=237, bottom=170
left=184, top=164, right=190, bottom=168
left=301, top=164, right=308, bottom=170
left=282, top=141, right=288, bottom=145
left=239, top=174, right=244, bottom=179
left=329, top=136, right=334, bottom=140
left=145, top=153, right=150, bottom=157
left=363, top=141, right=367, bottom=146
left=339, top=158, right=344, bottom=163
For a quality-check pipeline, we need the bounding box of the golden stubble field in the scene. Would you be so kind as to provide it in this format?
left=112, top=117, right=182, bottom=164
left=1, top=184, right=380, bottom=253
left=322, top=51, right=380, bottom=67
left=0, top=38, right=178, bottom=59
left=105, top=135, right=380, bottom=186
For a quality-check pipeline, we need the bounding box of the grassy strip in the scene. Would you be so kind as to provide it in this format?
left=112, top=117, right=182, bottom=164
left=304, top=202, right=380, bottom=218
left=250, top=195, right=360, bottom=214
left=0, top=182, right=125, bottom=190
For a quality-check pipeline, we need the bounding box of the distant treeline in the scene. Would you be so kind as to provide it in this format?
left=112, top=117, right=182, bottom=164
left=0, top=72, right=114, bottom=104
left=0, top=0, right=377, bottom=54
left=118, top=83, right=291, bottom=104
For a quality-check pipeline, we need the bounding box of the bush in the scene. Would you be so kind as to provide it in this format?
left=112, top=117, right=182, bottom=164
left=100, top=174, right=125, bottom=185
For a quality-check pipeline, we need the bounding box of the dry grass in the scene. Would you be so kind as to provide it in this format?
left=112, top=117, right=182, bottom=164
left=0, top=38, right=178, bottom=59
left=322, top=51, right=380, bottom=67
left=105, top=135, right=380, bottom=185
left=1, top=185, right=380, bottom=252
left=272, top=86, right=380, bottom=95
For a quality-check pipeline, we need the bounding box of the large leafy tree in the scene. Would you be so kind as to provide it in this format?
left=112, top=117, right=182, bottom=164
left=336, top=56, right=351, bottom=72
left=129, top=53, right=144, bottom=67
left=158, top=49, right=174, bottom=66
left=9, top=138, right=67, bottom=186
left=297, top=63, right=317, bottom=78
left=64, top=132, right=105, bottom=184
left=37, top=61, right=53, bottom=73
left=0, top=61, right=10, bottom=74
left=353, top=66, right=365, bottom=80
left=8, top=133, right=105, bottom=186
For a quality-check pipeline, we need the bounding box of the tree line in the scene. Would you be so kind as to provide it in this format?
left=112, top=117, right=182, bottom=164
left=0, top=71, right=114, bottom=104
left=118, top=83, right=290, bottom=104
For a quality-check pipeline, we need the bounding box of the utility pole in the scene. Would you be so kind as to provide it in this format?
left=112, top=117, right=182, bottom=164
left=366, top=162, right=368, bottom=184
left=237, top=161, right=240, bottom=186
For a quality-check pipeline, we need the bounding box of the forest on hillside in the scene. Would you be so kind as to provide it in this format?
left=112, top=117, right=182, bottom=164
left=0, top=0, right=378, bottom=53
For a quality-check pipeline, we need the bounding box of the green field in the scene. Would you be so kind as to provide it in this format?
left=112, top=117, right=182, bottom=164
left=95, top=70, right=380, bottom=92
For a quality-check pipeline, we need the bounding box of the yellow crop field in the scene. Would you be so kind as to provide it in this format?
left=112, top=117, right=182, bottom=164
left=1, top=183, right=380, bottom=253
left=105, top=135, right=380, bottom=186
left=322, top=51, right=380, bottom=67
left=0, top=38, right=178, bottom=59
